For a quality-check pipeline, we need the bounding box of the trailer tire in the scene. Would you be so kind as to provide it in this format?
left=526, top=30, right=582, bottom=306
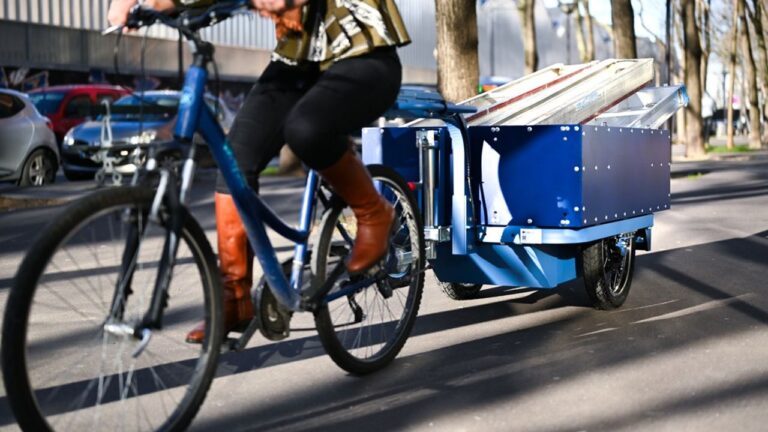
left=581, top=234, right=635, bottom=310
left=440, top=282, right=482, bottom=300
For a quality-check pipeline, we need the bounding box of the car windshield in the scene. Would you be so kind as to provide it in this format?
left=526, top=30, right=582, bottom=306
left=29, top=92, right=66, bottom=115
left=110, top=94, right=179, bottom=121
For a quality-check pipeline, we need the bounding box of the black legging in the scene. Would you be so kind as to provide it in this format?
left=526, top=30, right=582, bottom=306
left=216, top=46, right=402, bottom=193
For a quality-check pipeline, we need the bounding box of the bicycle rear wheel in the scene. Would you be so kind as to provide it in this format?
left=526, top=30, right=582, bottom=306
left=313, top=165, right=425, bottom=375
left=2, top=187, right=222, bottom=432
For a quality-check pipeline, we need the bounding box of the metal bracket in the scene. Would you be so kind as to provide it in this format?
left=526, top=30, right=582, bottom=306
left=424, top=226, right=451, bottom=242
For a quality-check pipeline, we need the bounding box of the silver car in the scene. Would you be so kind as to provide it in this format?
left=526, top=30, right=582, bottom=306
left=0, top=89, right=59, bottom=186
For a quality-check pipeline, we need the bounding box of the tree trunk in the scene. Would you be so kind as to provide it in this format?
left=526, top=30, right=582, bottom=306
left=517, top=0, right=538, bottom=74
left=582, top=0, right=595, bottom=61
left=675, top=1, right=686, bottom=146
left=748, top=0, right=768, bottom=133
left=575, top=3, right=589, bottom=63
left=739, top=0, right=762, bottom=148
left=727, top=1, right=740, bottom=150
left=611, top=0, right=637, bottom=58
left=682, top=0, right=705, bottom=158
left=700, top=0, right=711, bottom=100
left=435, top=0, right=480, bottom=103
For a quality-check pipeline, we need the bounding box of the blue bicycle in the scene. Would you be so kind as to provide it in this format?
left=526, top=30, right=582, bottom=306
left=2, top=2, right=428, bottom=430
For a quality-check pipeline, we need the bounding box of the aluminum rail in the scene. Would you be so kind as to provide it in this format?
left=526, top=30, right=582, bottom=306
left=586, top=85, right=689, bottom=129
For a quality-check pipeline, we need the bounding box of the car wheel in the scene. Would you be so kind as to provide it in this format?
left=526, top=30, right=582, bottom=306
left=19, top=149, right=57, bottom=187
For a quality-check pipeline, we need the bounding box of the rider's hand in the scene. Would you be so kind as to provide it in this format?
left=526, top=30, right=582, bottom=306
left=252, top=0, right=308, bottom=16
left=107, top=0, right=176, bottom=27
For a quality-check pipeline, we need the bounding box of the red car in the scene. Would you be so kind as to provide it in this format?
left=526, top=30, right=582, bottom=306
left=28, top=85, right=130, bottom=145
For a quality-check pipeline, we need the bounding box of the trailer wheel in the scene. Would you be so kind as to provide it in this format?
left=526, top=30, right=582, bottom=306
left=440, top=282, right=482, bottom=300
left=581, top=233, right=635, bottom=310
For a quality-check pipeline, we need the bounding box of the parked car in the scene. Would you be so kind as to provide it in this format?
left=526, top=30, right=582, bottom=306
left=704, top=108, right=748, bottom=137
left=61, top=90, right=235, bottom=180
left=0, top=89, right=59, bottom=186
left=28, top=85, right=130, bottom=145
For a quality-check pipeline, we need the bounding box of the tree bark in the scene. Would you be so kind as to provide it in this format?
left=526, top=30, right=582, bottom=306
left=611, top=0, right=637, bottom=58
left=575, top=3, right=589, bottom=63
left=582, top=0, right=595, bottom=61
left=435, top=0, right=480, bottom=103
left=727, top=0, right=740, bottom=150
left=516, top=0, right=538, bottom=74
left=700, top=0, right=711, bottom=100
left=739, top=0, right=763, bottom=148
left=747, top=0, right=768, bottom=128
left=682, top=0, right=705, bottom=158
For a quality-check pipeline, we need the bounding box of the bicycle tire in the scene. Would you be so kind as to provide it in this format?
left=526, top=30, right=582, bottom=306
left=313, top=165, right=425, bottom=375
left=2, top=186, right=223, bottom=432
left=581, top=234, right=636, bottom=310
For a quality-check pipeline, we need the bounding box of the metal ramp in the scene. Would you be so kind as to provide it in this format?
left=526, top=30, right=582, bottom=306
left=585, top=85, right=689, bottom=129
left=405, top=58, right=684, bottom=129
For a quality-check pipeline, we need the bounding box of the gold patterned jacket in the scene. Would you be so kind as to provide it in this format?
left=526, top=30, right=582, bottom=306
left=175, top=0, right=411, bottom=70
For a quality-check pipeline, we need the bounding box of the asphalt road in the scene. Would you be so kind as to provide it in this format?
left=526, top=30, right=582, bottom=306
left=0, top=155, right=767, bottom=432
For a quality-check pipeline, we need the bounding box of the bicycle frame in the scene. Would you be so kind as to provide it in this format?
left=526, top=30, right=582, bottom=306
left=174, top=51, right=316, bottom=313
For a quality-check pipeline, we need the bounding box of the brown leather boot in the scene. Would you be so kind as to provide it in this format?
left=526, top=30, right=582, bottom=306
left=186, top=193, right=254, bottom=344
left=319, top=150, right=395, bottom=275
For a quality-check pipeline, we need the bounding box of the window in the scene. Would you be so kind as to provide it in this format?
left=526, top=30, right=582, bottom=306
left=29, top=91, right=66, bottom=115
left=0, top=94, right=24, bottom=119
left=64, top=95, right=93, bottom=118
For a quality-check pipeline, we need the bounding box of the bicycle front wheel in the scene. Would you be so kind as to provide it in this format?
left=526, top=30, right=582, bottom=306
left=313, top=165, right=425, bottom=375
left=2, top=186, right=222, bottom=432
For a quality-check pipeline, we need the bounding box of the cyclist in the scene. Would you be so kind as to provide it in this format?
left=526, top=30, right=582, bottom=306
left=107, top=0, right=411, bottom=343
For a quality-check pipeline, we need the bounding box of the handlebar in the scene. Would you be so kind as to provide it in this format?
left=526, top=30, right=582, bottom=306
left=104, top=0, right=251, bottom=43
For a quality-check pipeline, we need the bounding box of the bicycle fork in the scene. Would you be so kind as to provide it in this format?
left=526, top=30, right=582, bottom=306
left=104, top=153, right=194, bottom=357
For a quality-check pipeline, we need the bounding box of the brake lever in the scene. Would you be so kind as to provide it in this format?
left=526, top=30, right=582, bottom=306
left=102, top=25, right=123, bottom=35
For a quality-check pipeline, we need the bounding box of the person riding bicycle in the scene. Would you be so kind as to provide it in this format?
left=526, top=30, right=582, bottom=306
left=108, top=0, right=410, bottom=343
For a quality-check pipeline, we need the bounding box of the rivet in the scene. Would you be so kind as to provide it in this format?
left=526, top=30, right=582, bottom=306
left=574, top=126, right=580, bottom=131
left=607, top=165, right=611, bottom=169
left=594, top=217, right=598, bottom=222
left=527, top=218, right=533, bottom=224
left=604, top=216, right=608, bottom=220
left=594, top=165, right=598, bottom=170
left=574, top=206, right=580, bottom=212
left=574, top=166, right=580, bottom=172
left=584, top=219, right=588, bottom=224
left=493, top=137, right=498, bottom=142
left=527, top=127, right=533, bottom=132
left=563, top=136, right=568, bottom=141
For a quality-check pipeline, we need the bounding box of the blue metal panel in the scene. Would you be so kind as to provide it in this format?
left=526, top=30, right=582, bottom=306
left=581, top=127, right=671, bottom=225
left=430, top=243, right=578, bottom=288
left=470, top=124, right=671, bottom=229
left=361, top=127, right=420, bottom=183
left=470, top=125, right=584, bottom=228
